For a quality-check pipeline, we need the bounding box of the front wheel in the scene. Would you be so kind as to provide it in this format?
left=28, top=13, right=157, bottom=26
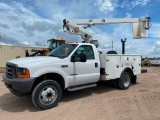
left=118, top=72, right=131, bottom=90
left=32, top=80, right=62, bottom=110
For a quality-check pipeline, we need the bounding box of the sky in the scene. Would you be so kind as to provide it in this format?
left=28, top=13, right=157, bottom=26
left=0, top=0, right=159, bottom=57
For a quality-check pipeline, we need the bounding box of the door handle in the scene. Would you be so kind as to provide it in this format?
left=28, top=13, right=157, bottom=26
left=95, top=63, right=98, bottom=68
left=61, top=65, right=68, bottom=68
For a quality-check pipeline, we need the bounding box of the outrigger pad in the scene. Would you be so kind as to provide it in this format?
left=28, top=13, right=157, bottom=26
left=141, top=69, right=147, bottom=73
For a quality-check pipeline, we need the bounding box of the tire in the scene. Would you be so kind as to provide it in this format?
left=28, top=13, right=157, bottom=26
left=32, top=80, right=62, bottom=110
left=117, top=72, right=131, bottom=90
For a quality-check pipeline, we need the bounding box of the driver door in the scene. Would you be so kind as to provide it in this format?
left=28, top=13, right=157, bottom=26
left=69, top=45, right=100, bottom=86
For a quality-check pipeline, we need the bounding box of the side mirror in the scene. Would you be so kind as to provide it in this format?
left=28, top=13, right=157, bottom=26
left=71, top=53, right=87, bottom=62
left=71, top=56, right=76, bottom=62
left=80, top=53, right=87, bottom=62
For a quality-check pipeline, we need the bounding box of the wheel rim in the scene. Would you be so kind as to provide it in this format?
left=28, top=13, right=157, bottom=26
left=123, top=74, right=130, bottom=87
left=39, top=86, right=58, bottom=105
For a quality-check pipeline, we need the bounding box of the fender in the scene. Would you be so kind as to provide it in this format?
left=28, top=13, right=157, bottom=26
left=121, top=67, right=134, bottom=76
left=30, top=67, right=70, bottom=88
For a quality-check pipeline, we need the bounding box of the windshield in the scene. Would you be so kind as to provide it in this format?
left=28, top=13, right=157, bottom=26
left=48, top=44, right=78, bottom=58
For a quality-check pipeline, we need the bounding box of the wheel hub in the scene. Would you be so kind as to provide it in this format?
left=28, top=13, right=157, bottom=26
left=40, top=87, right=57, bottom=104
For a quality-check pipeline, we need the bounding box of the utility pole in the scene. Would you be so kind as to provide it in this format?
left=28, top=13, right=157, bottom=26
left=121, top=38, right=126, bottom=54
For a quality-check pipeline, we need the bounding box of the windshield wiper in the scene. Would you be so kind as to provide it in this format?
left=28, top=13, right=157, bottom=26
left=48, top=55, right=58, bottom=57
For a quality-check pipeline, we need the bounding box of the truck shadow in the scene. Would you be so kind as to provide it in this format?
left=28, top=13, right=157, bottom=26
left=0, top=93, right=38, bottom=112
left=61, top=81, right=139, bottom=102
left=0, top=81, right=137, bottom=112
left=61, top=81, right=117, bottom=102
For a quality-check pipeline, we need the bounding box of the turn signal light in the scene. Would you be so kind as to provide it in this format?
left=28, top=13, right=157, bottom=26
left=18, top=69, right=30, bottom=78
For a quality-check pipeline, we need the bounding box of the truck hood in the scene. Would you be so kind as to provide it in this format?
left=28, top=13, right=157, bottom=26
left=8, top=56, right=62, bottom=67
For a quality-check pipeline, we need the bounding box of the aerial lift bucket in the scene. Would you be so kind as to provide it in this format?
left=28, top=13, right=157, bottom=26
left=133, top=17, right=151, bottom=39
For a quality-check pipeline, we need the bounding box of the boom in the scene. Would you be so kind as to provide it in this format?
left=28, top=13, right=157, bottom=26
left=63, top=17, right=151, bottom=46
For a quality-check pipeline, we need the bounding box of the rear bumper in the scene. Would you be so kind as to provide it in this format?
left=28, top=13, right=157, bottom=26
left=3, top=74, right=36, bottom=97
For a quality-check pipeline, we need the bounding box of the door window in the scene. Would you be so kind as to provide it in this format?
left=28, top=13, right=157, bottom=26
left=73, top=45, right=95, bottom=60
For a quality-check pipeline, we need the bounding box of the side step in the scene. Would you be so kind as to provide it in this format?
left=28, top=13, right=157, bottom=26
left=67, top=83, right=97, bottom=91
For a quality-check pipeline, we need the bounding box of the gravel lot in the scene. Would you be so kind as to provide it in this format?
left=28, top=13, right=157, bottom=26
left=0, top=67, right=160, bottom=120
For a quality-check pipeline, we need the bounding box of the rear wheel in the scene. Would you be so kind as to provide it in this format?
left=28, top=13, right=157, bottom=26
left=32, top=80, right=62, bottom=110
left=118, top=72, right=131, bottom=90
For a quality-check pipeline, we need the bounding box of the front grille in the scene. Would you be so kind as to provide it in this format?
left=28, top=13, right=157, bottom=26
left=6, top=62, right=17, bottom=78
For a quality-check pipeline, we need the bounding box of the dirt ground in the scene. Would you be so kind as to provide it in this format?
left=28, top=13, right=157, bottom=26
left=0, top=67, right=5, bottom=73
left=0, top=67, right=160, bottom=120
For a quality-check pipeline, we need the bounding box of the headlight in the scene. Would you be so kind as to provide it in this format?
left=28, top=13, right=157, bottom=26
left=18, top=68, right=27, bottom=74
left=17, top=67, right=30, bottom=78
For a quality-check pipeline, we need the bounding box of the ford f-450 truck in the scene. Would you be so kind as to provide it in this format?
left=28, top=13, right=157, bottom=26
left=3, top=43, right=141, bottom=109
left=3, top=17, right=150, bottom=109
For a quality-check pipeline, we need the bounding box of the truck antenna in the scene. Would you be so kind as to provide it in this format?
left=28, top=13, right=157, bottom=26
left=112, top=41, right=113, bottom=51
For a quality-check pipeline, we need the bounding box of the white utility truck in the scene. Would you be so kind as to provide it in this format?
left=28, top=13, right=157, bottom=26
left=3, top=17, right=150, bottom=110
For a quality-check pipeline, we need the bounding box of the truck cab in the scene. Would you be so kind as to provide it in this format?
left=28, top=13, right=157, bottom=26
left=3, top=43, right=102, bottom=109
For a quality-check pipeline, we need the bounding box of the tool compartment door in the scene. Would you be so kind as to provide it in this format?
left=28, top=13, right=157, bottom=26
left=106, top=55, right=121, bottom=79
left=132, top=56, right=141, bottom=74
left=120, top=55, right=141, bottom=75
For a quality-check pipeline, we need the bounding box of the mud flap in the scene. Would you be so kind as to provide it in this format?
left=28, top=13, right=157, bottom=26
left=141, top=69, right=147, bottom=73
